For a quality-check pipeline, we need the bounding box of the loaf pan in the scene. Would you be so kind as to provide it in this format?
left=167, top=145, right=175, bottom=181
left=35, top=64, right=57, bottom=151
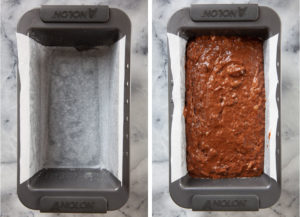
left=16, top=5, right=131, bottom=213
left=168, top=4, right=281, bottom=211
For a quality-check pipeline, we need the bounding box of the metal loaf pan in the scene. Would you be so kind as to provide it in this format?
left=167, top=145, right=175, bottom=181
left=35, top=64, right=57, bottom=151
left=17, top=5, right=131, bottom=213
left=168, top=4, right=281, bottom=211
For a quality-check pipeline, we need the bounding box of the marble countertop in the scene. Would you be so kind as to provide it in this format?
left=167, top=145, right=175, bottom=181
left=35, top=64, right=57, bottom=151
left=1, top=0, right=147, bottom=217
left=152, top=0, right=299, bottom=216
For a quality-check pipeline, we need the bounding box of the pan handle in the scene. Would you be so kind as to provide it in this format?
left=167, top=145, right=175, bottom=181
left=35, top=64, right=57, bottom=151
left=192, top=194, right=259, bottom=211
left=40, top=196, right=107, bottom=213
left=40, top=5, right=109, bottom=23
left=190, top=4, right=259, bottom=22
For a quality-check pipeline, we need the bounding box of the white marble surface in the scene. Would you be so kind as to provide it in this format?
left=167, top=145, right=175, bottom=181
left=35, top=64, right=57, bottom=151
left=153, top=0, right=299, bottom=216
left=1, top=0, right=147, bottom=216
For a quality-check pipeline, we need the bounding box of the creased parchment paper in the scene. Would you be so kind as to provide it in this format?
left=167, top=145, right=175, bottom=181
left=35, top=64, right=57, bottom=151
left=17, top=33, right=125, bottom=184
left=168, top=33, right=279, bottom=182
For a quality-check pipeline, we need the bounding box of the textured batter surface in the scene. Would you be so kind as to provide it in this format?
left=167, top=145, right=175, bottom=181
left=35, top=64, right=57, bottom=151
left=185, top=36, right=265, bottom=179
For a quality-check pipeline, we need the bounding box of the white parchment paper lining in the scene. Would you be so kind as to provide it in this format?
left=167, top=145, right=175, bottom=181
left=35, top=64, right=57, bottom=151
left=168, top=33, right=279, bottom=182
left=17, top=33, right=125, bottom=184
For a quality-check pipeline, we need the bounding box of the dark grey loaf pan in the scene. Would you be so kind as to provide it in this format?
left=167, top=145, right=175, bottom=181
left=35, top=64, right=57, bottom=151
left=168, top=4, right=281, bottom=211
left=17, top=5, right=131, bottom=213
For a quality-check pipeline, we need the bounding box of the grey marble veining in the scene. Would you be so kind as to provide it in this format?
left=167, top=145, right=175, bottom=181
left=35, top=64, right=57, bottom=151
left=1, top=0, right=147, bottom=216
left=153, top=0, right=299, bottom=216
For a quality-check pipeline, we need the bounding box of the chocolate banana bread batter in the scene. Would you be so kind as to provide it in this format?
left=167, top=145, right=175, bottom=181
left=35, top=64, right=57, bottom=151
left=184, top=36, right=265, bottom=179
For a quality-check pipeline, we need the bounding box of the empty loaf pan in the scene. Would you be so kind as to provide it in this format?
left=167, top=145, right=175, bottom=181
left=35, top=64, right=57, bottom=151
left=17, top=5, right=131, bottom=213
left=168, top=4, right=281, bottom=211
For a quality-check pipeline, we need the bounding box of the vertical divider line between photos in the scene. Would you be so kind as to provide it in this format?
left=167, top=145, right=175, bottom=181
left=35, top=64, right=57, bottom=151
left=148, top=0, right=153, bottom=216
left=0, top=0, right=2, bottom=211
left=298, top=1, right=300, bottom=215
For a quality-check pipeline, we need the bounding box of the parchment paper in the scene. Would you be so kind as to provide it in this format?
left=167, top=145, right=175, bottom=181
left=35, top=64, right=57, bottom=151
left=168, top=33, right=279, bottom=182
left=17, top=33, right=125, bottom=184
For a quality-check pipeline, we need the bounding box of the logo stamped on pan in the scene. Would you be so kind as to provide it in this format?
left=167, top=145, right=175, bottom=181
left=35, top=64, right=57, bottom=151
left=40, top=6, right=109, bottom=23
left=192, top=195, right=259, bottom=211
left=202, top=199, right=247, bottom=210
left=51, top=201, right=95, bottom=211
left=190, top=4, right=259, bottom=21
left=52, top=8, right=98, bottom=19
left=40, top=197, right=107, bottom=213
left=200, top=7, right=248, bottom=18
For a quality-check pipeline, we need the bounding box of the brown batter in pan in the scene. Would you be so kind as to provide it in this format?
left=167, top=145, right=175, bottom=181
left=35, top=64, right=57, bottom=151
left=185, top=36, right=265, bottom=179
